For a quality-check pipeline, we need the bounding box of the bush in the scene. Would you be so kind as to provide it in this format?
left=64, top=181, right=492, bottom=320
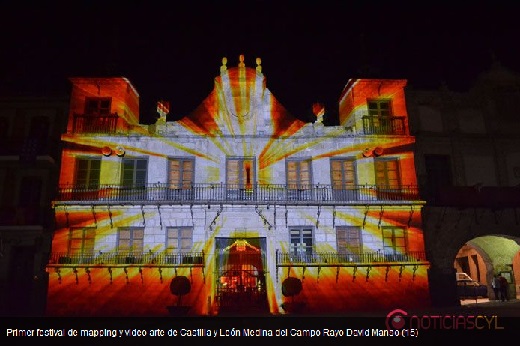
left=282, top=277, right=302, bottom=299
left=169, top=276, right=191, bottom=306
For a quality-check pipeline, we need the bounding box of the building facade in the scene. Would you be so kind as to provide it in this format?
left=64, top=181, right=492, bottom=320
left=46, top=56, right=430, bottom=316
left=0, top=96, right=69, bottom=316
left=407, top=61, right=520, bottom=307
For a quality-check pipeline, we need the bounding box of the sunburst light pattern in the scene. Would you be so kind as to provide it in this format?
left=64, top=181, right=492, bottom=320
left=47, top=56, right=430, bottom=317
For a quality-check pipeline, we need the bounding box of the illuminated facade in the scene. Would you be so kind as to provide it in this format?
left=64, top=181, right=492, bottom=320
left=46, top=56, right=430, bottom=316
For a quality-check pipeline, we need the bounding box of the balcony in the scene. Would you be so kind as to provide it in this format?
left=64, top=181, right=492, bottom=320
left=275, top=250, right=428, bottom=281
left=72, top=113, right=118, bottom=134
left=276, top=250, right=427, bottom=266
left=47, top=251, right=205, bottom=268
left=0, top=206, right=52, bottom=227
left=0, top=137, right=60, bottom=158
left=54, top=183, right=422, bottom=205
left=425, top=186, right=520, bottom=208
left=362, top=115, right=407, bottom=135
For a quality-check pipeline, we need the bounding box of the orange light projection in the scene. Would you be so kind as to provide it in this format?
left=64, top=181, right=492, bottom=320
left=47, top=56, right=430, bottom=317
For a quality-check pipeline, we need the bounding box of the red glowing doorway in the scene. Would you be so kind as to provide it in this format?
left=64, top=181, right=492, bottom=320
left=215, top=237, right=268, bottom=315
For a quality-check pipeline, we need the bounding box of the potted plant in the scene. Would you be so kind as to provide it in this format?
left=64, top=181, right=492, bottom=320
left=166, top=275, right=191, bottom=315
left=281, top=276, right=304, bottom=313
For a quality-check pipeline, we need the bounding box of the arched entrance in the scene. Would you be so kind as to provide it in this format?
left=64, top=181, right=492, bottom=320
left=214, top=237, right=269, bottom=315
left=454, top=235, right=520, bottom=301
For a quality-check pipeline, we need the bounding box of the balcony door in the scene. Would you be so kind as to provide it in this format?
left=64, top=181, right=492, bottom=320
left=226, top=157, right=255, bottom=200
left=117, top=228, right=144, bottom=263
left=331, top=158, right=357, bottom=200
left=286, top=159, right=312, bottom=200
left=81, top=97, right=112, bottom=133
left=168, top=158, right=194, bottom=200
left=289, top=227, right=313, bottom=260
left=120, top=158, right=147, bottom=200
left=336, top=226, right=362, bottom=261
left=67, top=228, right=95, bottom=263
left=375, top=158, right=401, bottom=200
left=424, top=154, right=452, bottom=202
left=382, top=226, right=407, bottom=260
left=74, top=158, right=101, bottom=200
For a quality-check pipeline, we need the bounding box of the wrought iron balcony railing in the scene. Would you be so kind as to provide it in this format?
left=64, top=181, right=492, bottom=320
left=55, top=183, right=421, bottom=204
left=362, top=115, right=407, bottom=135
left=47, top=251, right=205, bottom=267
left=421, top=185, right=520, bottom=208
left=47, top=250, right=426, bottom=268
left=72, top=113, right=118, bottom=134
left=276, top=250, right=427, bottom=266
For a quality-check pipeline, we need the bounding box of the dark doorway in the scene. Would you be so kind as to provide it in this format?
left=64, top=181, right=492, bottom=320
left=424, top=154, right=452, bottom=203
left=215, top=237, right=269, bottom=315
left=7, top=245, right=36, bottom=316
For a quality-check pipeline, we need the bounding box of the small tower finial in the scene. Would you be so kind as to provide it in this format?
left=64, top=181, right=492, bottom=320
left=238, top=54, right=245, bottom=67
left=220, top=57, right=227, bottom=72
left=256, top=57, right=262, bottom=73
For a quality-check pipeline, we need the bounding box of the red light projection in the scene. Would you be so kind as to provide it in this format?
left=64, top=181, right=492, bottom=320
left=47, top=57, right=430, bottom=317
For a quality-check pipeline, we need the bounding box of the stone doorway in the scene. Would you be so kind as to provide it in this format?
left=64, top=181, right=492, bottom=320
left=214, top=237, right=269, bottom=315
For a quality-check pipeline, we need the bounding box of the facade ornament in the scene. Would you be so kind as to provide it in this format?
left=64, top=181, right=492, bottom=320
left=220, top=57, right=227, bottom=72
left=157, top=100, right=169, bottom=122
left=238, top=54, right=245, bottom=67
left=256, top=57, right=262, bottom=73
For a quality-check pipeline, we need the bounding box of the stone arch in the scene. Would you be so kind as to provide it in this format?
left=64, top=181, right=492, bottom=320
left=423, top=206, right=520, bottom=307
left=454, top=235, right=520, bottom=300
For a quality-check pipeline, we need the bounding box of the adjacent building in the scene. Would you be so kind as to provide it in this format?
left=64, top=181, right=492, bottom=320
left=45, top=56, right=430, bottom=316
left=0, top=96, right=69, bottom=316
left=408, top=60, right=520, bottom=306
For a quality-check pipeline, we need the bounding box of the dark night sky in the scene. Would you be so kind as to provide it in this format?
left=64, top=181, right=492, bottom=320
left=1, top=2, right=519, bottom=124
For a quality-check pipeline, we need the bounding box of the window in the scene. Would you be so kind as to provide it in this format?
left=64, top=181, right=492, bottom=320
left=166, top=227, right=198, bottom=264
left=464, top=155, right=497, bottom=186
left=375, top=158, right=401, bottom=199
left=424, top=154, right=452, bottom=202
left=23, top=116, right=50, bottom=154
left=18, top=176, right=42, bottom=207
left=290, top=227, right=313, bottom=260
left=166, top=227, right=193, bottom=253
left=365, top=100, right=405, bottom=134
left=85, top=97, right=111, bottom=115
left=76, top=158, right=101, bottom=188
left=382, top=226, right=407, bottom=259
left=0, top=116, right=10, bottom=143
left=68, top=228, right=95, bottom=263
left=368, top=100, right=392, bottom=117
left=286, top=158, right=312, bottom=200
left=16, top=176, right=42, bottom=224
left=120, top=158, right=147, bottom=200
left=117, top=228, right=144, bottom=255
left=168, top=158, right=194, bottom=189
left=226, top=157, right=255, bottom=199
left=331, top=158, right=357, bottom=200
left=418, top=105, right=443, bottom=133
left=80, top=97, right=114, bottom=133
left=494, top=86, right=520, bottom=120
left=168, top=158, right=194, bottom=199
left=121, top=158, right=147, bottom=186
left=28, top=116, right=50, bottom=140
left=336, top=226, right=362, bottom=259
